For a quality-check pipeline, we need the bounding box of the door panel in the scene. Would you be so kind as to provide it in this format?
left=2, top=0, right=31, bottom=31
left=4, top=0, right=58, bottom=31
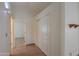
left=38, top=15, right=49, bottom=55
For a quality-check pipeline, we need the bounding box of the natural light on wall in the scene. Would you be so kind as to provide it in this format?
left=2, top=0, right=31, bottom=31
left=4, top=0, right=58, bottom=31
left=4, top=2, right=10, bottom=14
left=4, top=2, right=9, bottom=9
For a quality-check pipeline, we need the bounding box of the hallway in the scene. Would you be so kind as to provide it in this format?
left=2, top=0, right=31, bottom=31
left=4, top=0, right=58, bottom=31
left=0, top=2, right=79, bottom=56
left=11, top=44, right=46, bottom=56
left=15, top=38, right=25, bottom=48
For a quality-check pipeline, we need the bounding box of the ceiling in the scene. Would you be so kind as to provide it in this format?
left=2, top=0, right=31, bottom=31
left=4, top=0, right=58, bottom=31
left=10, top=2, right=51, bottom=16
left=10, top=2, right=51, bottom=23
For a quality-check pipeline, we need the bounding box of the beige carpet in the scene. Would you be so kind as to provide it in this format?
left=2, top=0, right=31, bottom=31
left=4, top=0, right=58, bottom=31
left=11, top=44, right=46, bottom=56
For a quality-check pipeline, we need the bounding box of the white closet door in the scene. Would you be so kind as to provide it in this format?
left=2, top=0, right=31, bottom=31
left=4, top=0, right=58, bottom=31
left=38, top=15, right=49, bottom=55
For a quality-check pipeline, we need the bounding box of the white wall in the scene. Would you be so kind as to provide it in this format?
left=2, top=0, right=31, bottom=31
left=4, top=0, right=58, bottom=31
left=35, top=3, right=61, bottom=56
left=14, top=20, right=25, bottom=38
left=49, top=3, right=61, bottom=56
left=64, top=2, right=79, bottom=56
left=0, top=3, right=10, bottom=55
left=24, top=21, right=33, bottom=44
left=60, top=3, right=65, bottom=56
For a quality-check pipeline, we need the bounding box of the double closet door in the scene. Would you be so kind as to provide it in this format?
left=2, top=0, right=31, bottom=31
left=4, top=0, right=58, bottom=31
left=37, top=15, right=50, bottom=55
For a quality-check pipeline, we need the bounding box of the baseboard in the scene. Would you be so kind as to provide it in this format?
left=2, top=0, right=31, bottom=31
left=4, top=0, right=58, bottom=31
left=26, top=43, right=35, bottom=46
left=35, top=44, right=47, bottom=56
left=15, top=37, right=24, bottom=39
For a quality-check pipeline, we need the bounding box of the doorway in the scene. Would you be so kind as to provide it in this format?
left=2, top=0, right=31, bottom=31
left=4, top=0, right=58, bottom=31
left=14, top=20, right=25, bottom=48
left=10, top=18, right=26, bottom=50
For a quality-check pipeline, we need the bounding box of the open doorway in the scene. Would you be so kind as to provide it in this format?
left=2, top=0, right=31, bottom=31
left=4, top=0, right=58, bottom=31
left=14, top=20, right=26, bottom=48
left=10, top=17, right=26, bottom=51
